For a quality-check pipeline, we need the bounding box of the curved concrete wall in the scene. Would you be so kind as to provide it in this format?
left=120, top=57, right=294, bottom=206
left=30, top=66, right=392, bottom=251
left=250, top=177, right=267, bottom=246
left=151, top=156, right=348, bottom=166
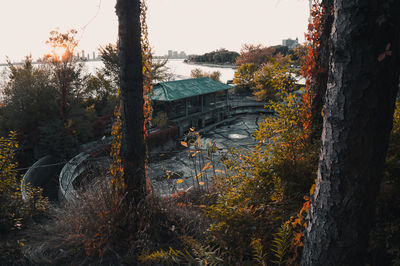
left=21, top=155, right=64, bottom=201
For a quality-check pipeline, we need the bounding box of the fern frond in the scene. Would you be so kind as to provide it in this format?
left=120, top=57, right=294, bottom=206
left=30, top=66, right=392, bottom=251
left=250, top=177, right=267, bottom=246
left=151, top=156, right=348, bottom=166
left=138, top=237, right=224, bottom=265
left=251, top=238, right=267, bottom=266
left=271, top=225, right=292, bottom=265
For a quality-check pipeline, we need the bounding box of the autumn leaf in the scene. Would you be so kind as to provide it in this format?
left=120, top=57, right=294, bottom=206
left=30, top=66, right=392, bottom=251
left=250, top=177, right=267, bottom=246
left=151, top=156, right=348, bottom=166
left=202, top=162, right=213, bottom=172
left=180, top=141, right=188, bottom=147
left=176, top=179, right=184, bottom=184
left=191, top=150, right=201, bottom=157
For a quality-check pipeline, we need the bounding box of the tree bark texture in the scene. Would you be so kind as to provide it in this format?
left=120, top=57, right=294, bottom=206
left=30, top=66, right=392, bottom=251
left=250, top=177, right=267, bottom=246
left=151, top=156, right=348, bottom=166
left=116, top=0, right=146, bottom=205
left=302, top=1, right=400, bottom=265
left=310, top=0, right=333, bottom=141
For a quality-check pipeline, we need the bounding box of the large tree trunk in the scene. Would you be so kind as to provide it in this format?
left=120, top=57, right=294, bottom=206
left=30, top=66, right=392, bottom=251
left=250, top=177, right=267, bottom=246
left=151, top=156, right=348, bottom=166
left=302, top=1, right=400, bottom=265
left=115, top=0, right=146, bottom=205
left=309, top=0, right=333, bottom=141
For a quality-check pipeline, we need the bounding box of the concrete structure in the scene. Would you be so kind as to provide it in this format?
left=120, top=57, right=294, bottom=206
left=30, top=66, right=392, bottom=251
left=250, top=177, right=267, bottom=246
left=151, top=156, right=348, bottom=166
left=282, top=38, right=299, bottom=49
left=152, top=77, right=232, bottom=136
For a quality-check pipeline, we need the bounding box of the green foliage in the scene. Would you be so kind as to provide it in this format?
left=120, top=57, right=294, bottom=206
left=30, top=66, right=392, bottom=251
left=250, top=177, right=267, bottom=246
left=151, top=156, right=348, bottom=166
left=233, top=63, right=258, bottom=94
left=99, top=42, right=174, bottom=85
left=0, top=132, right=48, bottom=233
left=1, top=57, right=59, bottom=148
left=206, top=76, right=317, bottom=263
left=255, top=89, right=317, bottom=198
left=252, top=60, right=296, bottom=101
left=0, top=36, right=98, bottom=162
left=84, top=72, right=118, bottom=116
left=98, top=43, right=120, bottom=88
left=234, top=44, right=300, bottom=101
left=139, top=236, right=223, bottom=265
left=188, top=48, right=239, bottom=65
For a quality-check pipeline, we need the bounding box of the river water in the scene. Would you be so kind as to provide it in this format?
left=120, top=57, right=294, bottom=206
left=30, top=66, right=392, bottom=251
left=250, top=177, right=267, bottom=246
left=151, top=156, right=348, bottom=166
left=0, top=59, right=235, bottom=84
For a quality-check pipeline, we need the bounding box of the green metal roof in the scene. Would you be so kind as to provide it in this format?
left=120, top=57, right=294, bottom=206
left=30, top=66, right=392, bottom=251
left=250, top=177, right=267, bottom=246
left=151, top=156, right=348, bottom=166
left=152, top=77, right=232, bottom=102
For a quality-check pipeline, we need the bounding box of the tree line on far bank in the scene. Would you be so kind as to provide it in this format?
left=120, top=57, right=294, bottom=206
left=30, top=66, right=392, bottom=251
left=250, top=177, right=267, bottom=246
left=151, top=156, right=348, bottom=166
left=187, top=44, right=306, bottom=67
left=1, top=0, right=400, bottom=264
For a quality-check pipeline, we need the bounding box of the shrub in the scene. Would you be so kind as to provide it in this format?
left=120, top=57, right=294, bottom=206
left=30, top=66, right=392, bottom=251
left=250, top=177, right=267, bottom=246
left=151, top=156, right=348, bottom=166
left=206, top=87, right=317, bottom=263
left=24, top=175, right=211, bottom=265
left=0, top=131, right=48, bottom=233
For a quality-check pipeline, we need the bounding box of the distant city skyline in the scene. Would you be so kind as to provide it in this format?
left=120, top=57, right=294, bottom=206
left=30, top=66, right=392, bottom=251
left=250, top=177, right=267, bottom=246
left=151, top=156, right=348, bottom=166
left=0, top=0, right=310, bottom=62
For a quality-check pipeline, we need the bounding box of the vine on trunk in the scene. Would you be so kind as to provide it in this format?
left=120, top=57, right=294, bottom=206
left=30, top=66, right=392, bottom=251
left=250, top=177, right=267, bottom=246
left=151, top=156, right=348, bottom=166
left=301, top=0, right=326, bottom=137
left=110, top=0, right=153, bottom=194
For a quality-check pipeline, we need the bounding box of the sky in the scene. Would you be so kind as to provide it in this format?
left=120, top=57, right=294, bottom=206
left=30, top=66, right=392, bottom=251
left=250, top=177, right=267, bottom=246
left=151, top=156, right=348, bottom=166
left=0, top=0, right=310, bottom=63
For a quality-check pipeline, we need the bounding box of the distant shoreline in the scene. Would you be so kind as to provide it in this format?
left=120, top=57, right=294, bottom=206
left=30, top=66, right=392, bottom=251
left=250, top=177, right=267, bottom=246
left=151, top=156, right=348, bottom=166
left=0, top=59, right=102, bottom=67
left=183, top=60, right=237, bottom=69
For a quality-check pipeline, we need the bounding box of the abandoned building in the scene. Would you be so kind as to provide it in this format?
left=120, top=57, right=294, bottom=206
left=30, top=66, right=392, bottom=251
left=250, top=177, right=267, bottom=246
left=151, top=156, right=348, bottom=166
left=151, top=77, right=233, bottom=137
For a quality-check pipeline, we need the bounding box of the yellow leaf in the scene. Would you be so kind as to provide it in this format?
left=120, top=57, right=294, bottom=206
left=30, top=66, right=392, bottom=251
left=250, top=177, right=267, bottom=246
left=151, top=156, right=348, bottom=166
left=176, top=179, right=184, bottom=184
left=309, top=183, right=316, bottom=196
left=190, top=127, right=195, bottom=132
left=195, top=173, right=202, bottom=179
left=199, top=182, right=205, bottom=186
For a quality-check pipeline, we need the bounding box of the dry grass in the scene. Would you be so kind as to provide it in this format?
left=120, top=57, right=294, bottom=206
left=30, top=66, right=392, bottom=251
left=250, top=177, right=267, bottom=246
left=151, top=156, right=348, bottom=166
left=23, top=174, right=211, bottom=265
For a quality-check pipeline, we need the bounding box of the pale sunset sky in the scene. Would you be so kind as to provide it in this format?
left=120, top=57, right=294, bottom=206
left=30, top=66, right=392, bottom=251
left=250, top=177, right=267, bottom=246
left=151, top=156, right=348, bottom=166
left=0, top=0, right=310, bottom=62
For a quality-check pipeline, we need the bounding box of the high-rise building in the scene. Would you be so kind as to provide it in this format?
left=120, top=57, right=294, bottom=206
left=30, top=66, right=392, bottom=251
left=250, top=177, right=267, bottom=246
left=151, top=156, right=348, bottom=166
left=168, top=50, right=173, bottom=58
left=282, top=38, right=299, bottom=49
left=179, top=51, right=187, bottom=58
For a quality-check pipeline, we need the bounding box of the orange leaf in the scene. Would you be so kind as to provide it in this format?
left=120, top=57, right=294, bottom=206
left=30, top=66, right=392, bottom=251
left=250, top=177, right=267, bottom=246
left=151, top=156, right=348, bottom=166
left=195, top=173, right=203, bottom=179
left=191, top=150, right=201, bottom=157
left=180, top=141, right=188, bottom=147
left=202, top=162, right=212, bottom=172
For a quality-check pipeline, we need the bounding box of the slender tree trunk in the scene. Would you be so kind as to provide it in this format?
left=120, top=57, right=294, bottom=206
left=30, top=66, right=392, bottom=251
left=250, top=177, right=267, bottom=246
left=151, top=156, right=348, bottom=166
left=115, top=0, right=146, bottom=205
left=302, top=1, right=400, bottom=265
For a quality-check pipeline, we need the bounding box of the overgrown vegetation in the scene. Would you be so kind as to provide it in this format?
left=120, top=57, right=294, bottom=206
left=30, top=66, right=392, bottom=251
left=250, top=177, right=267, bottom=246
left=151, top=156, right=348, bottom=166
left=0, top=132, right=49, bottom=266
left=1, top=1, right=400, bottom=265
left=0, top=132, right=49, bottom=233
left=233, top=44, right=303, bottom=98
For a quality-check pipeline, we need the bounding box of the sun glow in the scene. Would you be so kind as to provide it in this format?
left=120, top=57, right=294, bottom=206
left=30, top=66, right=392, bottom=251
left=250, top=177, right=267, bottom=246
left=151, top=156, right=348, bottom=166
left=52, top=46, right=67, bottom=60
